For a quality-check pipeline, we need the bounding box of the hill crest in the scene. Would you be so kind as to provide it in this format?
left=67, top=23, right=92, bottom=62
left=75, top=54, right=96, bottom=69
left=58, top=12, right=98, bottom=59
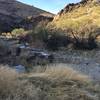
left=54, top=0, right=100, bottom=20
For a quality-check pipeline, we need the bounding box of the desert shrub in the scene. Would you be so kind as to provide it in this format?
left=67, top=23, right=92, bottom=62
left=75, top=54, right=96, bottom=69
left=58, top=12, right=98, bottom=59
left=46, top=32, right=70, bottom=50
left=32, top=21, right=49, bottom=42
left=18, top=21, right=70, bottom=50
left=66, top=24, right=100, bottom=49
left=11, top=28, right=27, bottom=38
left=19, top=20, right=50, bottom=45
left=47, top=23, right=100, bottom=50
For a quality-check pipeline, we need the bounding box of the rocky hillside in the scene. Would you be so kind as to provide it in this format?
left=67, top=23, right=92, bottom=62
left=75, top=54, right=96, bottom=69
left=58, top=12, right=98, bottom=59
left=56, top=0, right=100, bottom=17
left=49, top=0, right=100, bottom=31
left=47, top=0, right=100, bottom=49
left=0, top=0, right=54, bottom=32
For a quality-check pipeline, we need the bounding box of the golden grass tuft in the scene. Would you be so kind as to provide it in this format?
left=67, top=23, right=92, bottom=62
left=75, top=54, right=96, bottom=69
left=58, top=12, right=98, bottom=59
left=0, top=65, right=39, bottom=100
left=29, top=64, right=91, bottom=82
left=45, top=64, right=90, bottom=82
left=0, top=66, right=18, bottom=94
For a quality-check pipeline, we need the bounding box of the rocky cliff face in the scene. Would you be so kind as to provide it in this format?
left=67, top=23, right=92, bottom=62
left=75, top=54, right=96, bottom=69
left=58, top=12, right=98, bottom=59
left=0, top=0, right=54, bottom=32
left=54, top=0, right=100, bottom=20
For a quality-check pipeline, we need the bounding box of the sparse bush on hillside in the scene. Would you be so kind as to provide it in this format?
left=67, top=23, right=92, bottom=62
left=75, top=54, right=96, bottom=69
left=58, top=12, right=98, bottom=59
left=20, top=20, right=50, bottom=45
left=48, top=20, right=100, bottom=50
left=32, top=20, right=49, bottom=42
left=10, top=20, right=100, bottom=50
left=25, top=21, right=69, bottom=50
left=66, top=24, right=100, bottom=49
left=46, top=32, right=70, bottom=50
left=11, top=28, right=27, bottom=38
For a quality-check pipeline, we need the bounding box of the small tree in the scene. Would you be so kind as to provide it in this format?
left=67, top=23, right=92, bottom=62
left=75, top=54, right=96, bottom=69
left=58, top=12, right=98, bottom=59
left=67, top=24, right=100, bottom=49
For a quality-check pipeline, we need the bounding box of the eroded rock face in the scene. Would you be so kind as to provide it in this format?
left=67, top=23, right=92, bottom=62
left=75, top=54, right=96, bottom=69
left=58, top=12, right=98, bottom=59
left=55, top=0, right=100, bottom=18
left=19, top=15, right=53, bottom=30
left=0, top=0, right=54, bottom=32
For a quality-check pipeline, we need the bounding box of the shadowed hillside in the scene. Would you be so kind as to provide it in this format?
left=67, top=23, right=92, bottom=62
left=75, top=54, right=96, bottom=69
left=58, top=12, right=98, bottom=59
left=0, top=0, right=54, bottom=32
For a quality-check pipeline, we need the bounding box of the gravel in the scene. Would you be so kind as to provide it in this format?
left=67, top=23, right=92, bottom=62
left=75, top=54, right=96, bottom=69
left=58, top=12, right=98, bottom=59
left=54, top=51, right=100, bottom=82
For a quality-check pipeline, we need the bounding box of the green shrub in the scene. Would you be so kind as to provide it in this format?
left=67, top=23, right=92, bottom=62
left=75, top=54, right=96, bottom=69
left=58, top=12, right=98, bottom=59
left=11, top=28, right=26, bottom=38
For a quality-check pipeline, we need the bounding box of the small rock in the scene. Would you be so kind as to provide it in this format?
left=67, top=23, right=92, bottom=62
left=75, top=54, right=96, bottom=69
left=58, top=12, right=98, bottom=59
left=15, top=65, right=25, bottom=73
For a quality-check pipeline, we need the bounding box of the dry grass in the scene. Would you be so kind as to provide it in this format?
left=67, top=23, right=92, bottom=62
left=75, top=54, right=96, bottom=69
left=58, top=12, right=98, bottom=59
left=0, top=64, right=99, bottom=100
left=0, top=65, right=39, bottom=100
left=26, top=64, right=100, bottom=100
left=44, top=64, right=90, bottom=82
left=0, top=66, right=18, bottom=95
left=48, top=2, right=100, bottom=38
left=28, top=64, right=91, bottom=83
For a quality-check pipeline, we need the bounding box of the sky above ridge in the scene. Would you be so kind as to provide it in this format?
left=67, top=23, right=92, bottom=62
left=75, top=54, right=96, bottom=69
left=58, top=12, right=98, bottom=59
left=18, top=0, right=81, bottom=14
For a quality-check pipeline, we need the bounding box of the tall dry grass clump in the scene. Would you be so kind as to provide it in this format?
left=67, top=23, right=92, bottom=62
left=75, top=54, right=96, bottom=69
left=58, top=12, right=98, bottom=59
left=0, top=65, right=39, bottom=100
left=29, top=64, right=91, bottom=82
left=0, top=66, right=18, bottom=95
left=44, top=64, right=90, bottom=82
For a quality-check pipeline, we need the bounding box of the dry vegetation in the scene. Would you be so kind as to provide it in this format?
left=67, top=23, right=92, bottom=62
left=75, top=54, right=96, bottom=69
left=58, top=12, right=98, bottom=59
left=0, top=66, right=39, bottom=100
left=0, top=64, right=100, bottom=100
left=29, top=64, right=90, bottom=82
left=47, top=2, right=100, bottom=50
left=52, top=3, right=100, bottom=29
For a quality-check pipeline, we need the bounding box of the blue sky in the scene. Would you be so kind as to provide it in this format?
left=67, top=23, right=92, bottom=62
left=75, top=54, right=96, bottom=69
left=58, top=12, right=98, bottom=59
left=18, top=0, right=81, bottom=14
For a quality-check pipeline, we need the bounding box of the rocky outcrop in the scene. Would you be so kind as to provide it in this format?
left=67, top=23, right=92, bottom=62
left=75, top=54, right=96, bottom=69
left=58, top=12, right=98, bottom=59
left=19, top=15, right=53, bottom=30
left=56, top=0, right=100, bottom=17
left=0, top=0, right=54, bottom=32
